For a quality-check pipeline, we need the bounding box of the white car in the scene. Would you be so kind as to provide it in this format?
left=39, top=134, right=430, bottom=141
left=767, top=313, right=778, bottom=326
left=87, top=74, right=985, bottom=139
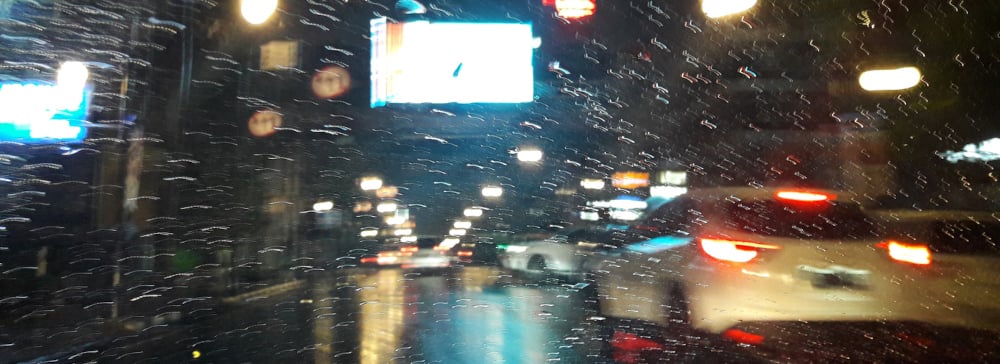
left=590, top=187, right=1000, bottom=340
left=359, top=237, right=451, bottom=270
left=500, top=229, right=613, bottom=277
left=402, top=237, right=451, bottom=270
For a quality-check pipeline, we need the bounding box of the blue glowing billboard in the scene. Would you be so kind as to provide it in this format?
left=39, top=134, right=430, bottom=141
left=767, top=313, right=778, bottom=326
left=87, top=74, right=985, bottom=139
left=0, top=82, right=90, bottom=143
left=370, top=18, right=534, bottom=108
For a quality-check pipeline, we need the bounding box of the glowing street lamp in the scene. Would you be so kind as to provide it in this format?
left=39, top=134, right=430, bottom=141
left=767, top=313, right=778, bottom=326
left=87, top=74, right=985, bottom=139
left=312, top=201, right=334, bottom=212
left=449, top=229, right=467, bottom=236
left=376, top=202, right=398, bottom=213
left=360, top=177, right=384, bottom=191
left=859, top=66, right=921, bottom=91
left=481, top=186, right=503, bottom=198
left=453, top=220, right=472, bottom=229
left=580, top=178, right=605, bottom=190
left=701, top=0, right=757, bottom=18
left=517, top=148, right=543, bottom=163
left=241, top=0, right=278, bottom=25
left=463, top=208, right=484, bottom=217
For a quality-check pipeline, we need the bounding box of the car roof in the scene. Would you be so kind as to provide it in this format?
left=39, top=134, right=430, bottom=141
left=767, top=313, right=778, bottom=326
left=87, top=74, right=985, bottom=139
left=867, top=209, right=1000, bottom=222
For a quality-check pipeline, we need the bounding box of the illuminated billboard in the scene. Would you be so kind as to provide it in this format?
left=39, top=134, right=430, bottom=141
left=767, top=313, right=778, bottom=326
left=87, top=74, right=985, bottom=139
left=0, top=82, right=90, bottom=143
left=370, top=18, right=534, bottom=107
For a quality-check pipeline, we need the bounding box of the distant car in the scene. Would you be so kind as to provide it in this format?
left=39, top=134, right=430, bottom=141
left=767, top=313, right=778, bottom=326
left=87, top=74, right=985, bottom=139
left=401, top=237, right=451, bottom=270
left=358, top=244, right=412, bottom=267
left=358, top=237, right=451, bottom=270
left=500, top=228, right=615, bottom=277
left=589, top=187, right=996, bottom=341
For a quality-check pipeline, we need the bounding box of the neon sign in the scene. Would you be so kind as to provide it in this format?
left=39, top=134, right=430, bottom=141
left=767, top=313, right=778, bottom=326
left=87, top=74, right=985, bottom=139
left=0, top=82, right=90, bottom=143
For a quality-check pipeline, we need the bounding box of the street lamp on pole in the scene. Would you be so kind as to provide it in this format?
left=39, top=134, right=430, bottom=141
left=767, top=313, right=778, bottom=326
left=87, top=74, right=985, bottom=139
left=859, top=66, right=921, bottom=91
left=701, top=0, right=757, bottom=18
left=516, top=148, right=543, bottom=163
left=481, top=185, right=504, bottom=198
left=360, top=176, right=384, bottom=191
left=241, top=0, right=278, bottom=25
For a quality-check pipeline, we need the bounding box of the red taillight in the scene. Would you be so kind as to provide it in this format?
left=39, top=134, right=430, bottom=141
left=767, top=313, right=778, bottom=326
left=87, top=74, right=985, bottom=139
left=878, top=240, right=931, bottom=265
left=360, top=257, right=377, bottom=264
left=457, top=250, right=473, bottom=257
left=775, top=190, right=835, bottom=202
left=700, top=238, right=780, bottom=263
left=400, top=246, right=418, bottom=253
left=723, top=329, right=765, bottom=345
left=610, top=331, right=664, bottom=351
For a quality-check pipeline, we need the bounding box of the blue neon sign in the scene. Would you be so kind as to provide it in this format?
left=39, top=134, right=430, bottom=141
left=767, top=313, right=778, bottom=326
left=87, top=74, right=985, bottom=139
left=0, top=82, right=90, bottom=143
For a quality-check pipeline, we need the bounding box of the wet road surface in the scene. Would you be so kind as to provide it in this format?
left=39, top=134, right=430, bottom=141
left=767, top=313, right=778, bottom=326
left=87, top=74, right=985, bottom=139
left=68, top=267, right=623, bottom=363
left=14, top=265, right=997, bottom=363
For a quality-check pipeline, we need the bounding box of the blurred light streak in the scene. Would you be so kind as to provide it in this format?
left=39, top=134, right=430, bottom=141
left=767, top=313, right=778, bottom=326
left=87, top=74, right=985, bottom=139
left=481, top=186, right=503, bottom=198
left=859, top=66, right=921, bottom=91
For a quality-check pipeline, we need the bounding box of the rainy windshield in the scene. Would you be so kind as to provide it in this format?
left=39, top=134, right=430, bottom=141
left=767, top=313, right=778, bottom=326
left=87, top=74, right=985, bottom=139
left=3, top=0, right=1000, bottom=363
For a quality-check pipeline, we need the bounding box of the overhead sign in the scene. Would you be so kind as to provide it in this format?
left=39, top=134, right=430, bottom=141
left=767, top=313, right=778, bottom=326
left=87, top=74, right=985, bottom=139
left=656, top=170, right=687, bottom=186
left=370, top=18, right=534, bottom=107
left=612, top=172, right=650, bottom=189
left=0, top=82, right=90, bottom=143
left=543, top=0, right=596, bottom=19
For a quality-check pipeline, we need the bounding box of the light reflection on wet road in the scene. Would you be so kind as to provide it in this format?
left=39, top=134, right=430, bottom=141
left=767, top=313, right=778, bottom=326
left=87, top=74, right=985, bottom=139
left=105, top=265, right=1000, bottom=364
left=130, top=267, right=610, bottom=364
left=345, top=268, right=601, bottom=364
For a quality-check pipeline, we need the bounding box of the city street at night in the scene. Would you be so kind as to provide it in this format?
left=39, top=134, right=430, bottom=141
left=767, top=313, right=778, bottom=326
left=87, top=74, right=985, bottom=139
left=4, top=0, right=1000, bottom=363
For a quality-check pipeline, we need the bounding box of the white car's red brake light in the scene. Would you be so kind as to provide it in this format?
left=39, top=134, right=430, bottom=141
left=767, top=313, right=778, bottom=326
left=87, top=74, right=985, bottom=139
left=878, top=240, right=931, bottom=265
left=775, top=190, right=835, bottom=202
left=699, top=238, right=780, bottom=263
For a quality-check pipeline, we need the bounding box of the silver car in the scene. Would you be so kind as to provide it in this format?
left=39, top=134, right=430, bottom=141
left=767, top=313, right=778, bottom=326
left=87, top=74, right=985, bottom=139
left=500, top=229, right=615, bottom=277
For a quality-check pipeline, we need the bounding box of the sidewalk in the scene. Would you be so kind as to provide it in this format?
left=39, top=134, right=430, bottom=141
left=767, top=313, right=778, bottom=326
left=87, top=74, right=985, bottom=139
left=1, top=272, right=305, bottom=363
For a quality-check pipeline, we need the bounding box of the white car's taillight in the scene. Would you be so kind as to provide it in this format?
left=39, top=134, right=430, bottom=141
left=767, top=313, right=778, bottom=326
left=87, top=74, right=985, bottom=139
left=699, top=238, right=780, bottom=263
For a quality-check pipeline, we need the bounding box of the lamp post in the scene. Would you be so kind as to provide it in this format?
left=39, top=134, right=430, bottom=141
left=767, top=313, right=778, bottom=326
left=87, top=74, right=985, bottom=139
left=858, top=66, right=921, bottom=92
left=516, top=148, right=543, bottom=163
left=701, top=0, right=757, bottom=18
left=481, top=185, right=504, bottom=198
left=360, top=176, right=384, bottom=191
